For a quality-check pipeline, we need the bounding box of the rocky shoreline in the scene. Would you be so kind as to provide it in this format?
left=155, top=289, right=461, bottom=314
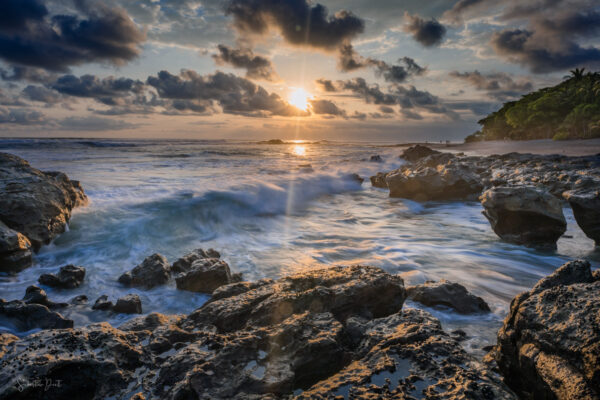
left=0, top=150, right=599, bottom=399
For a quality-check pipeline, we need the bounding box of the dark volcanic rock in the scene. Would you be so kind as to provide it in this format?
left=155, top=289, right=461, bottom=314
left=175, top=258, right=233, bottom=293
left=370, top=172, right=389, bottom=188
left=119, top=253, right=171, bottom=289
left=39, top=264, right=86, bottom=289
left=481, top=186, right=567, bottom=248
left=92, top=295, right=114, bottom=311
left=113, top=294, right=142, bottom=314
left=386, top=163, right=483, bottom=201
left=407, top=280, right=490, bottom=314
left=0, top=298, right=73, bottom=331
left=0, top=221, right=32, bottom=272
left=22, top=285, right=67, bottom=308
left=0, top=152, right=87, bottom=251
left=564, top=189, right=600, bottom=245
left=493, top=260, right=600, bottom=400
left=370, top=155, right=383, bottom=162
left=172, top=248, right=220, bottom=274
left=0, top=265, right=515, bottom=399
left=400, top=145, right=440, bottom=162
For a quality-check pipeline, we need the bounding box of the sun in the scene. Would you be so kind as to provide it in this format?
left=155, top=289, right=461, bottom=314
left=288, top=88, right=312, bottom=111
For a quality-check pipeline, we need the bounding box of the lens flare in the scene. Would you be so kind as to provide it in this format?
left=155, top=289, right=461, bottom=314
left=288, top=88, right=312, bottom=111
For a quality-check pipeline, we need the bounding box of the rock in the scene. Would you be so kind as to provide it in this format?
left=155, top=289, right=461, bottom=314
left=563, top=189, right=600, bottom=245
left=400, top=145, right=440, bottom=162
left=0, top=221, right=32, bottom=272
left=0, top=265, right=515, bottom=399
left=0, top=152, right=87, bottom=251
left=92, top=295, right=114, bottom=311
left=22, top=285, right=67, bottom=308
left=407, top=280, right=490, bottom=314
left=369, top=172, right=388, bottom=188
left=0, top=298, right=73, bottom=331
left=210, top=278, right=274, bottom=302
left=346, top=173, right=364, bottom=184
left=386, top=163, right=483, bottom=201
left=113, top=294, right=142, bottom=314
left=493, top=260, right=600, bottom=399
left=38, top=264, right=86, bottom=289
left=481, top=186, right=567, bottom=248
left=175, top=258, right=233, bottom=293
left=70, top=295, right=88, bottom=305
left=118, top=253, right=171, bottom=289
left=172, top=248, right=219, bottom=274
left=369, top=155, right=383, bottom=162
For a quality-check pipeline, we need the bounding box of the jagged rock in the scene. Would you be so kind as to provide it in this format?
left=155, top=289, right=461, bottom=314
left=386, top=163, right=483, bottom=201
left=175, top=258, right=234, bottom=293
left=0, top=265, right=515, bottom=399
left=0, top=298, right=73, bottom=331
left=370, top=172, right=388, bottom=188
left=563, top=189, right=600, bottom=245
left=92, top=295, right=113, bottom=311
left=172, top=248, right=220, bottom=273
left=22, top=285, right=67, bottom=308
left=38, top=264, right=86, bottom=289
left=210, top=278, right=274, bottom=302
left=0, top=221, right=32, bottom=272
left=70, top=295, right=88, bottom=305
left=370, top=155, right=383, bottom=162
left=481, top=186, right=567, bottom=248
left=0, top=152, right=87, bottom=251
left=407, top=280, right=490, bottom=314
left=118, top=253, right=171, bottom=289
left=493, top=260, right=600, bottom=399
left=400, top=145, right=440, bottom=162
left=113, top=294, right=142, bottom=314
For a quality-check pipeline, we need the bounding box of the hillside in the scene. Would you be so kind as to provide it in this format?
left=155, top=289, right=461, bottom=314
left=465, top=69, right=600, bottom=142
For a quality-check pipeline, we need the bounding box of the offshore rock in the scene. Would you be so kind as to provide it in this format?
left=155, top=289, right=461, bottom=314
left=113, top=294, right=142, bottom=314
left=407, top=280, right=490, bottom=314
left=481, top=186, right=566, bottom=248
left=171, top=248, right=221, bottom=274
left=0, top=298, right=73, bottom=331
left=119, top=253, right=171, bottom=289
left=0, top=221, right=32, bottom=273
left=493, top=260, right=600, bottom=399
left=400, top=145, right=440, bottom=162
left=563, top=189, right=600, bottom=245
left=0, top=153, right=87, bottom=251
left=175, top=258, right=233, bottom=293
left=38, top=264, right=86, bottom=289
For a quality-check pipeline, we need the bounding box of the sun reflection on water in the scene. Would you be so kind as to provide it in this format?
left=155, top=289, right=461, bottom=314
left=292, top=145, right=306, bottom=156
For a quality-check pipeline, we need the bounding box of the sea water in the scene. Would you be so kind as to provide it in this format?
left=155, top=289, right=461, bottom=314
left=0, top=138, right=598, bottom=356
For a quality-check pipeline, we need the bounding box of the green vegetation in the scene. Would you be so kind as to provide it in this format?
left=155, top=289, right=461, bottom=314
left=465, top=69, right=600, bottom=142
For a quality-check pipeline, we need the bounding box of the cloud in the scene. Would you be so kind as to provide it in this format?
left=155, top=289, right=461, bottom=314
left=0, top=65, right=55, bottom=83
left=58, top=116, right=137, bottom=131
left=51, top=74, right=145, bottom=105
left=449, top=70, right=533, bottom=100
left=442, top=0, right=488, bottom=24
left=0, top=106, right=45, bottom=124
left=315, top=79, right=337, bottom=92
left=147, top=69, right=307, bottom=117
left=309, top=99, right=346, bottom=116
left=0, top=2, right=145, bottom=71
left=212, top=45, right=278, bottom=81
left=225, top=0, right=364, bottom=50
left=337, top=43, right=426, bottom=83
left=22, top=85, right=63, bottom=104
left=403, top=12, right=447, bottom=47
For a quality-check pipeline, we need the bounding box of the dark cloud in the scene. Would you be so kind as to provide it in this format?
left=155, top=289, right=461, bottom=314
left=337, top=43, right=426, bottom=83
left=0, top=88, right=26, bottom=106
left=212, top=45, right=278, bottom=81
left=403, top=12, right=447, bottom=47
left=315, top=79, right=337, bottom=92
left=52, top=74, right=144, bottom=105
left=225, top=0, right=364, bottom=50
left=22, top=85, right=63, bottom=104
left=147, top=70, right=307, bottom=117
left=0, top=0, right=47, bottom=32
left=449, top=70, right=533, bottom=100
left=0, top=106, right=45, bottom=124
left=0, top=65, right=55, bottom=83
left=336, top=78, right=397, bottom=105
left=58, top=115, right=137, bottom=131
left=309, top=99, right=346, bottom=116
left=0, top=3, right=145, bottom=71
left=379, top=105, right=395, bottom=114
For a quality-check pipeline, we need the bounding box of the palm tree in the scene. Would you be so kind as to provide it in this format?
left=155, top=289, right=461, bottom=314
left=569, top=68, right=586, bottom=80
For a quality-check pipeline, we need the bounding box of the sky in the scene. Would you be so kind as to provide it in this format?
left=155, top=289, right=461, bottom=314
left=0, top=0, right=599, bottom=141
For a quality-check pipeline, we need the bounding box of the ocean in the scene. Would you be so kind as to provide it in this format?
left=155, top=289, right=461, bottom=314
left=0, top=138, right=597, bottom=355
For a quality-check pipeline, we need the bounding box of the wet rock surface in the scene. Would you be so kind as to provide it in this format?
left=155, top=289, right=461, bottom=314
left=493, top=260, right=600, bottom=400
left=407, top=280, right=491, bottom=314
left=564, top=189, right=600, bottom=245
left=481, top=186, right=567, bottom=248
left=119, top=253, right=171, bottom=289
left=0, top=265, right=515, bottom=399
left=175, top=256, right=234, bottom=293
left=400, top=144, right=441, bottom=162
left=0, top=153, right=87, bottom=252
left=38, top=264, right=86, bottom=289
left=113, top=294, right=142, bottom=314
left=0, top=298, right=73, bottom=331
left=0, top=221, right=32, bottom=273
